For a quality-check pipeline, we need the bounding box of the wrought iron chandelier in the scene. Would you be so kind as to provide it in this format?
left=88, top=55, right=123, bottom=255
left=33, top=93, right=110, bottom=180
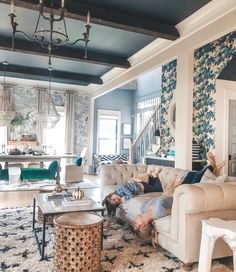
left=9, top=0, right=91, bottom=65
left=0, top=61, right=16, bottom=126
left=38, top=67, right=60, bottom=129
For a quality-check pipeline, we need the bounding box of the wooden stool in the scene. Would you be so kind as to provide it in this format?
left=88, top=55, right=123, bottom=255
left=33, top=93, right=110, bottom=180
left=53, top=212, right=103, bottom=272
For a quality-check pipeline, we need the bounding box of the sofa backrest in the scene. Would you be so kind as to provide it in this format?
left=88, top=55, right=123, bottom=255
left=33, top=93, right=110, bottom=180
left=99, top=164, right=147, bottom=187
left=99, top=164, right=189, bottom=191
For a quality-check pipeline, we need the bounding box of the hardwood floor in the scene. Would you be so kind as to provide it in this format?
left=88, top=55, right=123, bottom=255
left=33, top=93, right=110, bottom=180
left=0, top=174, right=101, bottom=208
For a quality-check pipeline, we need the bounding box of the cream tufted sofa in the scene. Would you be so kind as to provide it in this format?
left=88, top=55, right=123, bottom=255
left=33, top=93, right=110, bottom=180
left=99, top=164, right=236, bottom=267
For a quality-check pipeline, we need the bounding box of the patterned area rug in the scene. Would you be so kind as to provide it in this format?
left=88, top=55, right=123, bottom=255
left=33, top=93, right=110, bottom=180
left=0, top=207, right=232, bottom=272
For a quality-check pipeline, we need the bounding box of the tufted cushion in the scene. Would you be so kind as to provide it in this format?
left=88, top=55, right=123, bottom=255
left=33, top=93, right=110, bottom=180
left=157, top=167, right=189, bottom=191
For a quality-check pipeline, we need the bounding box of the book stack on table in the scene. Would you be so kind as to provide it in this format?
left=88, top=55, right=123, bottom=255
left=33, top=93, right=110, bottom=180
left=45, top=192, right=72, bottom=201
left=62, top=197, right=92, bottom=207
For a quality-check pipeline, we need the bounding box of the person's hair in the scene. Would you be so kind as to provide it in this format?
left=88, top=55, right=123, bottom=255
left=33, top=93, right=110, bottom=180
left=102, top=193, right=118, bottom=217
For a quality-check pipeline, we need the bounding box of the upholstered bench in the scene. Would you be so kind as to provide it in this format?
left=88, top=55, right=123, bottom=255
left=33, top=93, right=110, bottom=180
left=21, top=160, right=59, bottom=181
left=0, top=160, right=59, bottom=181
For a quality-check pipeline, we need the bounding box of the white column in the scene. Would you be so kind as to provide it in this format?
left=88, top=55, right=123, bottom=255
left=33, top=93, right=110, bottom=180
left=87, top=96, right=95, bottom=174
left=175, top=50, right=194, bottom=170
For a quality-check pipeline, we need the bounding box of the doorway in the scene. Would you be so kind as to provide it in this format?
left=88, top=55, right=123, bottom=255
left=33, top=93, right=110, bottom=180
left=215, top=80, right=236, bottom=176
left=228, top=100, right=236, bottom=176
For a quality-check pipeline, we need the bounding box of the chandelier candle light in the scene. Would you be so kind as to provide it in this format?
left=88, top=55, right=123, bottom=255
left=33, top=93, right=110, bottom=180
left=9, top=0, right=91, bottom=65
left=37, top=67, right=60, bottom=129
left=0, top=61, right=15, bottom=126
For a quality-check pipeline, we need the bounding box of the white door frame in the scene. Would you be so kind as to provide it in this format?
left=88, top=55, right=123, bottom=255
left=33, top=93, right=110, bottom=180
left=215, top=80, right=236, bottom=175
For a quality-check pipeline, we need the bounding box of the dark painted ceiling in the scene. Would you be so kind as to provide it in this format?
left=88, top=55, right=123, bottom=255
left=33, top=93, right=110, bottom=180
left=218, top=55, right=236, bottom=82
left=0, top=0, right=211, bottom=86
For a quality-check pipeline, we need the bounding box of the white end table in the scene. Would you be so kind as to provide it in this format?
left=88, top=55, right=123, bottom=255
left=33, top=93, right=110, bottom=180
left=198, top=218, right=236, bottom=272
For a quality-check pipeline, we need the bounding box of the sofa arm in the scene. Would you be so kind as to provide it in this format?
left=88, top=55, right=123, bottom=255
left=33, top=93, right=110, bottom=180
left=168, top=182, right=236, bottom=263
left=170, top=182, right=236, bottom=244
left=173, top=182, right=236, bottom=215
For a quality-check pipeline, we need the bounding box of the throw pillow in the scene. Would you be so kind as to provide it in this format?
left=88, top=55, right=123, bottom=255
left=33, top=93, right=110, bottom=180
left=200, top=169, right=216, bottom=183
left=74, top=157, right=82, bottom=166
left=200, top=169, right=227, bottom=183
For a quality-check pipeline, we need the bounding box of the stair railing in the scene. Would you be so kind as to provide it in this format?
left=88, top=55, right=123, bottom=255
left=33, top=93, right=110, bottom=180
left=129, top=103, right=160, bottom=164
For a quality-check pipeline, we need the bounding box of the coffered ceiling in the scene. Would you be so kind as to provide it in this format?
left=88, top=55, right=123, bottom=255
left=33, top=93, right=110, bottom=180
left=0, top=0, right=211, bottom=87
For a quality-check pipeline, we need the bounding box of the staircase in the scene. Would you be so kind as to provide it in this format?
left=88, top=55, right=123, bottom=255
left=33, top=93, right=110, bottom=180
left=129, top=103, right=160, bottom=164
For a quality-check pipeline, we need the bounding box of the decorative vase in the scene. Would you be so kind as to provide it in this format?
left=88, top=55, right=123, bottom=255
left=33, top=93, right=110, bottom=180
left=72, top=187, right=84, bottom=200
left=54, top=184, right=64, bottom=193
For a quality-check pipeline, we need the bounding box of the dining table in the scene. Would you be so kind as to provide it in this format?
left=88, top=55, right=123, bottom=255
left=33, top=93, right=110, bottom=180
left=0, top=154, right=79, bottom=184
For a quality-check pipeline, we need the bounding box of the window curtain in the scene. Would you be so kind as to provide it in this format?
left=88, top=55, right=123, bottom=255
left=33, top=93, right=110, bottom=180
left=36, top=89, right=46, bottom=146
left=65, top=92, right=75, bottom=154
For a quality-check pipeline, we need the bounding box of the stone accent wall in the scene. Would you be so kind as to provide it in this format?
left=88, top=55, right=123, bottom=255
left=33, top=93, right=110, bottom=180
left=10, top=86, right=37, bottom=140
left=1, top=84, right=89, bottom=156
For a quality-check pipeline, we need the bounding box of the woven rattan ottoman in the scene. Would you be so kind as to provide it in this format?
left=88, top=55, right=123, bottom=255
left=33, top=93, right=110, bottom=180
left=53, top=212, right=103, bottom=272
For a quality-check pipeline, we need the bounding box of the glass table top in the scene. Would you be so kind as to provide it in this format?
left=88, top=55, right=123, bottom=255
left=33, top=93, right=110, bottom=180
left=34, top=192, right=104, bottom=215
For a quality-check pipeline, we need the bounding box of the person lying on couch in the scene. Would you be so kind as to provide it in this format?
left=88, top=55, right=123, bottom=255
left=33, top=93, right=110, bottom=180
left=102, top=171, right=163, bottom=217
left=133, top=152, right=225, bottom=231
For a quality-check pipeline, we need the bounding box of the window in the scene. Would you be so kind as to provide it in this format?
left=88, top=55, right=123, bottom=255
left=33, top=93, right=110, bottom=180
left=43, top=106, right=65, bottom=155
left=97, top=110, right=121, bottom=154
left=136, top=97, right=159, bottom=134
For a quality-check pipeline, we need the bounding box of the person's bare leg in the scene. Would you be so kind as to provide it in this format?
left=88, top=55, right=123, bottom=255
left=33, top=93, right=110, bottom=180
left=213, top=161, right=226, bottom=176
left=208, top=151, right=225, bottom=176
left=207, top=151, right=217, bottom=168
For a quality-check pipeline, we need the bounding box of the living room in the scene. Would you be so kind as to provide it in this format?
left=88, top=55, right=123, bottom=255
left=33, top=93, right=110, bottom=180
left=0, top=0, right=236, bottom=271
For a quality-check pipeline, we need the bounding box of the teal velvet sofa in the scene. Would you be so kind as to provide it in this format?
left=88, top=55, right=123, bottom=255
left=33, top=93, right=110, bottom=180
left=21, top=160, right=59, bottom=181
left=0, top=160, right=59, bottom=181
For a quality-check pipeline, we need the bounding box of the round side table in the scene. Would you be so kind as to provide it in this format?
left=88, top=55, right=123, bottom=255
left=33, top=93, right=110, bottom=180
left=53, top=212, right=103, bottom=272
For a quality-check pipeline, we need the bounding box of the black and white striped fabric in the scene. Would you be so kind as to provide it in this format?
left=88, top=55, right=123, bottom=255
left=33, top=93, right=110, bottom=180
left=94, top=154, right=129, bottom=172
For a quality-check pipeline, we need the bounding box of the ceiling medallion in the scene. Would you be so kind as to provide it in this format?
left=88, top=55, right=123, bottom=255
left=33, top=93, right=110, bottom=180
left=9, top=0, right=91, bottom=65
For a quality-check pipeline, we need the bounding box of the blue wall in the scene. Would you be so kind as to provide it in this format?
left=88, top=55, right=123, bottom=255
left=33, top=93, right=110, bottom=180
left=135, top=67, right=162, bottom=100
left=93, top=67, right=162, bottom=157
left=94, top=89, right=135, bottom=155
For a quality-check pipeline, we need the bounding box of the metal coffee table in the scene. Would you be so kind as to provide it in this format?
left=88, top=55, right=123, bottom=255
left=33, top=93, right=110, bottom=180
left=32, top=192, right=104, bottom=260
